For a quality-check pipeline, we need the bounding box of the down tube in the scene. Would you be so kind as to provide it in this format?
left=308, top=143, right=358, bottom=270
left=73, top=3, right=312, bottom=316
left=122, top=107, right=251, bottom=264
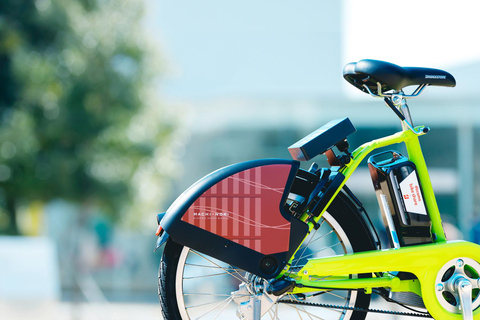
left=341, top=129, right=446, bottom=243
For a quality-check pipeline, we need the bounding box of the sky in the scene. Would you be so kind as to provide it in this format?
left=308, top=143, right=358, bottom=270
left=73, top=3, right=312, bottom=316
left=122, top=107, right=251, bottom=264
left=144, top=0, right=480, bottom=100
left=343, top=0, right=480, bottom=68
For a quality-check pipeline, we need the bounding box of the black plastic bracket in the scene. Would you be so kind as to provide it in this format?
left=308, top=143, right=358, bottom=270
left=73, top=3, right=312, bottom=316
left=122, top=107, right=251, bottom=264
left=288, top=118, right=356, bottom=161
left=307, top=170, right=345, bottom=217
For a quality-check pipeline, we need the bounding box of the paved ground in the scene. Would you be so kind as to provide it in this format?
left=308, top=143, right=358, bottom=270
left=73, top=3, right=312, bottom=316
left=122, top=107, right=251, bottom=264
left=0, top=301, right=163, bottom=320
left=0, top=300, right=419, bottom=320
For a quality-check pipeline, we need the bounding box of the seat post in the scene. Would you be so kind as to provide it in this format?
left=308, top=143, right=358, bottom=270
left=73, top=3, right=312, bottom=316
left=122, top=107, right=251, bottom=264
left=392, top=93, right=413, bottom=131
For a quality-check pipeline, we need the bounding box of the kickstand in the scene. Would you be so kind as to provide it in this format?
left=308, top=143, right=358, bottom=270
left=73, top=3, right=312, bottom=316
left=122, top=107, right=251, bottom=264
left=253, top=297, right=261, bottom=320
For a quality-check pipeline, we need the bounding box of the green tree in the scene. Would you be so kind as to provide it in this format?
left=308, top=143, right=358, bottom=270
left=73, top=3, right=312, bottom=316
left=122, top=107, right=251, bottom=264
left=0, top=0, right=180, bottom=234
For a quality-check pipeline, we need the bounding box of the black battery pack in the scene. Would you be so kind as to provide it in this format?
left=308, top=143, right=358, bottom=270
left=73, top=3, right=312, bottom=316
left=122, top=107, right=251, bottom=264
left=368, top=151, right=432, bottom=247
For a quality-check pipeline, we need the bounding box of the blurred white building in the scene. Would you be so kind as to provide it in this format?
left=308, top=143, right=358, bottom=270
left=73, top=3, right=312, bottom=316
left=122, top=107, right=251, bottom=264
left=145, top=0, right=480, bottom=241
left=146, top=1, right=480, bottom=239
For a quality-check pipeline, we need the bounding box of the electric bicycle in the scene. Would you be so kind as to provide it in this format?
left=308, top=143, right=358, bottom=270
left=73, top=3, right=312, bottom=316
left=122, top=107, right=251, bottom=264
left=155, top=59, right=480, bottom=320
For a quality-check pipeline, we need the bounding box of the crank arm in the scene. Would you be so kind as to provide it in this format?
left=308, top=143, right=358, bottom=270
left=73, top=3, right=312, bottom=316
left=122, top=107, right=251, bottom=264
left=457, top=279, right=473, bottom=320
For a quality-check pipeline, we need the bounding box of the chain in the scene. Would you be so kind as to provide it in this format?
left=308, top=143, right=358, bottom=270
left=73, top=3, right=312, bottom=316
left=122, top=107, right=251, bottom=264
left=278, top=299, right=433, bottom=318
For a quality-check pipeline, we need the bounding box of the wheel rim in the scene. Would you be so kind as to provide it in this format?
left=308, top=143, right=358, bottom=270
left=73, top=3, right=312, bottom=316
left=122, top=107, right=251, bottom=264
left=175, top=212, right=359, bottom=319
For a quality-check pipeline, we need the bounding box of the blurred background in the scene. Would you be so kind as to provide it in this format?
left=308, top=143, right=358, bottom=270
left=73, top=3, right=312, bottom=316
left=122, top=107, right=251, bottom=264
left=1, top=0, right=479, bottom=319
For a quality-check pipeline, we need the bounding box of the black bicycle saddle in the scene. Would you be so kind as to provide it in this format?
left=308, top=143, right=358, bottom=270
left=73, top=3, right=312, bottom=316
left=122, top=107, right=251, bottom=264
left=343, top=59, right=456, bottom=95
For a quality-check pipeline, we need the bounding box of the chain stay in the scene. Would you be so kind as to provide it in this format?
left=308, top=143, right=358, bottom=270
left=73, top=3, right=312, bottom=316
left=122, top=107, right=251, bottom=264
left=278, top=299, right=432, bottom=318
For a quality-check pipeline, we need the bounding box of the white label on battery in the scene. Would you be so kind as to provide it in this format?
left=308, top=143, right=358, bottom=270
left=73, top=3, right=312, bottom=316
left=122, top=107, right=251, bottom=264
left=399, top=171, right=427, bottom=215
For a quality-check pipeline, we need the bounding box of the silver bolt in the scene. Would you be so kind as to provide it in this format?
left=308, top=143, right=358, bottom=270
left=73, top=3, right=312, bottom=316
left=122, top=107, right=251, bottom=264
left=392, top=95, right=402, bottom=105
left=436, top=283, right=444, bottom=291
left=457, top=259, right=465, bottom=268
left=460, top=280, right=472, bottom=293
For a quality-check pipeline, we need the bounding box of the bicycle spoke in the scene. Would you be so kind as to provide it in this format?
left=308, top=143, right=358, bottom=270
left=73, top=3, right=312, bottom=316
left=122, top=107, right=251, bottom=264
left=293, top=242, right=343, bottom=261
left=308, top=275, right=333, bottom=282
left=267, top=304, right=280, bottom=319
left=189, top=250, right=248, bottom=283
left=283, top=303, right=325, bottom=320
left=186, top=295, right=232, bottom=312
left=183, top=293, right=232, bottom=297
left=298, top=230, right=334, bottom=250
left=292, top=230, right=319, bottom=267
left=292, top=231, right=342, bottom=268
left=323, top=290, right=348, bottom=300
left=185, top=263, right=238, bottom=271
left=183, top=272, right=238, bottom=280
left=267, top=307, right=277, bottom=319
left=211, top=296, right=235, bottom=320
left=197, top=297, right=234, bottom=319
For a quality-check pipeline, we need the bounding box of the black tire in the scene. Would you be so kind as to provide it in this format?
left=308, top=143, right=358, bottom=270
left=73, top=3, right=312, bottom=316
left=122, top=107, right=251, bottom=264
left=159, top=191, right=377, bottom=320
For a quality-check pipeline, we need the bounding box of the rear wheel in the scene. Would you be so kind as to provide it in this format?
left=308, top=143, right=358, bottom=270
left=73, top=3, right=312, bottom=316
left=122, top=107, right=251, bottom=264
left=159, top=191, right=377, bottom=319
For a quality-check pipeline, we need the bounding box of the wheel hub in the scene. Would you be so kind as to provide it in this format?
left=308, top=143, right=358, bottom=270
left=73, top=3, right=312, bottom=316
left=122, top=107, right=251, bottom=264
left=232, top=275, right=280, bottom=320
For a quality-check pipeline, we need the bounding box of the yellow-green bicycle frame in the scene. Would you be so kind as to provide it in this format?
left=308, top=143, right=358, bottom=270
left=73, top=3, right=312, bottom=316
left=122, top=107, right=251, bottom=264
left=284, top=126, right=480, bottom=320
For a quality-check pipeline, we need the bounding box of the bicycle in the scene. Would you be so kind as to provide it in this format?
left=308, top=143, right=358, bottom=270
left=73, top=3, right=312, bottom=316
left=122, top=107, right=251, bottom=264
left=154, top=59, right=480, bottom=320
